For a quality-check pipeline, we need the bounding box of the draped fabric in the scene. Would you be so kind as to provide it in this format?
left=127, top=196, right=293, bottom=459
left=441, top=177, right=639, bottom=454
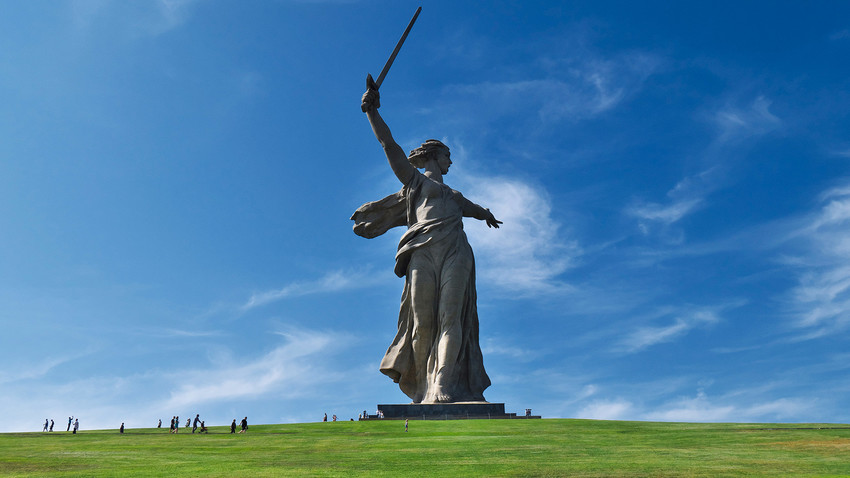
left=352, top=172, right=490, bottom=403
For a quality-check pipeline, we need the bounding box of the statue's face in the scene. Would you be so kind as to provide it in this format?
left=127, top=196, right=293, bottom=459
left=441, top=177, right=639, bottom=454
left=436, top=148, right=452, bottom=174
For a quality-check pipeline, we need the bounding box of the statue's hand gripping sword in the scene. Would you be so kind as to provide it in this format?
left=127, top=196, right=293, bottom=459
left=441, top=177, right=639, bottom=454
left=362, top=6, right=422, bottom=112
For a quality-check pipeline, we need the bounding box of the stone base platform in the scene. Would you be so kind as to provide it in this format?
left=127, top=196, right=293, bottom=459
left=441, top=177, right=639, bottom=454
left=366, top=402, right=540, bottom=420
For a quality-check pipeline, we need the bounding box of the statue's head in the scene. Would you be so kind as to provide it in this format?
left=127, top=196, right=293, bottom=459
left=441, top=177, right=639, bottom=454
left=408, top=139, right=449, bottom=168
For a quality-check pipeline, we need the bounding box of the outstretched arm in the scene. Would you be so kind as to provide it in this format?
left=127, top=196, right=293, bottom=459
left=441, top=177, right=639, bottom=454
left=461, top=197, right=503, bottom=228
left=362, top=77, right=416, bottom=185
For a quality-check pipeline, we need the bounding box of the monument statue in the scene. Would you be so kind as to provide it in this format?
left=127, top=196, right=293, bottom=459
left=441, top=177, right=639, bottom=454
left=353, top=78, right=502, bottom=403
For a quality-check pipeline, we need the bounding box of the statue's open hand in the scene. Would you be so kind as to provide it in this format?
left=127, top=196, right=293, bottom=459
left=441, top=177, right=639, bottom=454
left=485, top=210, right=502, bottom=229
left=361, top=74, right=380, bottom=112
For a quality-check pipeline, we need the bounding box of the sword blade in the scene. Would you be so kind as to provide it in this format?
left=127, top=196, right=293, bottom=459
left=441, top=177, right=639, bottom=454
left=374, top=6, right=421, bottom=89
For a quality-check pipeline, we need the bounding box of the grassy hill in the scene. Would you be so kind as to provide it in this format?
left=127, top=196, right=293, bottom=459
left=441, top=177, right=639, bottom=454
left=2, top=419, right=850, bottom=476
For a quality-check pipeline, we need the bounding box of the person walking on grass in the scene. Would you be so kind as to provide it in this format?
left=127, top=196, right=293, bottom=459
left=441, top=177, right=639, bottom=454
left=404, top=419, right=408, bottom=432
left=119, top=423, right=124, bottom=434
left=192, top=414, right=200, bottom=434
left=67, top=416, right=72, bottom=432
left=49, top=419, right=54, bottom=432
left=72, top=418, right=79, bottom=434
left=239, top=417, right=248, bottom=433
left=43, top=419, right=48, bottom=432
left=230, top=419, right=236, bottom=434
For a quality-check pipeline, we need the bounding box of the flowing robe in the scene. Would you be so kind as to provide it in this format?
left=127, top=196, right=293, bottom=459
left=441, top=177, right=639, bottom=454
left=352, top=171, right=490, bottom=403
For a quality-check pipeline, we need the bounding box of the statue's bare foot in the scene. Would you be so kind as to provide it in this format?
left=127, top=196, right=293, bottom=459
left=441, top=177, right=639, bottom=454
left=433, top=393, right=454, bottom=403
left=424, top=389, right=454, bottom=403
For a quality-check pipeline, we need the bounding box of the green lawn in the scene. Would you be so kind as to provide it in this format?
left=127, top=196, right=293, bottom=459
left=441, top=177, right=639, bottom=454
left=2, top=419, right=849, bottom=476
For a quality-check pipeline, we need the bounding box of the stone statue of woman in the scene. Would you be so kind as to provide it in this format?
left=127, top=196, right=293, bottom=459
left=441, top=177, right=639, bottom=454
left=352, top=78, right=502, bottom=403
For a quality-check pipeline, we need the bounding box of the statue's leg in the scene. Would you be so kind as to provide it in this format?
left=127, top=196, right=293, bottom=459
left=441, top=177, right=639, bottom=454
left=408, top=253, right=437, bottom=403
left=431, top=248, right=474, bottom=402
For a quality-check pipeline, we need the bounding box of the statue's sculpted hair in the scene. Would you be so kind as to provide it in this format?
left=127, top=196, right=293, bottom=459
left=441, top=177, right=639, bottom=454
left=408, top=139, right=448, bottom=168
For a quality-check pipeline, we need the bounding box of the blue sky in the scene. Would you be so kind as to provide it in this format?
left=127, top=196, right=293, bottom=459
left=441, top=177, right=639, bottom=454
left=2, top=0, right=850, bottom=432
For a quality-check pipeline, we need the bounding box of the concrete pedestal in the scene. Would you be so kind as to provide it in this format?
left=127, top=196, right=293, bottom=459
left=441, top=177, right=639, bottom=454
left=371, top=402, right=539, bottom=420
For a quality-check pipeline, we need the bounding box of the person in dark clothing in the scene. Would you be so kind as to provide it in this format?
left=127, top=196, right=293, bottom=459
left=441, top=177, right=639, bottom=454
left=67, top=417, right=73, bottom=432
left=239, top=417, right=248, bottom=433
left=192, top=414, right=200, bottom=434
left=119, top=423, right=124, bottom=434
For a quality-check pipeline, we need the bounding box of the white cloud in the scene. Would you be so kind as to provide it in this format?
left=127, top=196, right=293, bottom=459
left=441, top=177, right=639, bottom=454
left=713, top=96, right=781, bottom=142
left=161, top=328, right=341, bottom=409
left=242, top=269, right=382, bottom=310
left=460, top=175, right=580, bottom=294
left=576, top=399, right=633, bottom=420
left=642, top=391, right=813, bottom=423
left=70, top=0, right=198, bottom=37
left=445, top=51, right=660, bottom=124
left=630, top=198, right=703, bottom=225
left=481, top=338, right=542, bottom=362
left=0, top=327, right=357, bottom=432
left=628, top=167, right=721, bottom=231
left=0, top=352, right=91, bottom=385
left=785, top=182, right=850, bottom=337
left=830, top=29, right=850, bottom=41
left=619, top=310, right=719, bottom=353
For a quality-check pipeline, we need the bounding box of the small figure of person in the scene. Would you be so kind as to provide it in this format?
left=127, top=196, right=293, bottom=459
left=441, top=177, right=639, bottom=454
left=72, top=418, right=79, bottom=435
left=239, top=417, right=248, bottom=433
left=192, top=414, right=200, bottom=434
left=323, top=413, right=327, bottom=422
left=43, top=419, right=48, bottom=432
left=185, top=418, right=190, bottom=428
left=67, top=416, right=73, bottom=432
left=49, top=419, right=54, bottom=432
left=199, top=421, right=207, bottom=433
left=230, top=419, right=236, bottom=434
left=119, top=423, right=124, bottom=434
left=157, top=419, right=162, bottom=428
left=404, top=419, right=408, bottom=432
left=170, top=416, right=175, bottom=433
left=332, top=415, right=337, bottom=422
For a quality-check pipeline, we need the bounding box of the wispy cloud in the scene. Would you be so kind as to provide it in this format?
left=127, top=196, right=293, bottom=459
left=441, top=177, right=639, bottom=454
left=242, top=269, right=382, bottom=310
left=577, top=399, right=634, bottom=420
left=627, top=167, right=722, bottom=240
left=575, top=384, right=814, bottom=423
left=642, top=390, right=812, bottom=422
left=162, top=328, right=342, bottom=409
left=481, top=337, right=542, bottom=363
left=830, top=29, right=850, bottom=41
left=713, top=95, right=781, bottom=143
left=618, top=309, right=720, bottom=353
left=460, top=175, right=580, bottom=295
left=0, top=352, right=92, bottom=385
left=443, top=51, right=661, bottom=125
left=158, top=328, right=224, bottom=338
left=785, top=182, right=850, bottom=338
left=70, top=0, right=198, bottom=37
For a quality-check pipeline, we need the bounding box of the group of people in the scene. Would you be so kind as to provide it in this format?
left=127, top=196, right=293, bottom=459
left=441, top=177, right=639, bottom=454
left=40, top=415, right=253, bottom=434
left=164, top=415, right=207, bottom=434
left=230, top=417, right=248, bottom=433
left=42, top=417, right=78, bottom=433
left=324, top=410, right=385, bottom=422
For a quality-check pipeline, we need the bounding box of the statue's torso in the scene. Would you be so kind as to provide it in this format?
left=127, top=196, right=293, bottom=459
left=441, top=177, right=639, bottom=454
left=409, top=175, right=462, bottom=226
